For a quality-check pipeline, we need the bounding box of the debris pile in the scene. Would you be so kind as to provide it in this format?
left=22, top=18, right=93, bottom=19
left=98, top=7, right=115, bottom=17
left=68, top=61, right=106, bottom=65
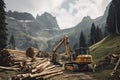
left=0, top=48, right=63, bottom=80
left=96, top=54, right=120, bottom=71
left=96, top=46, right=120, bottom=70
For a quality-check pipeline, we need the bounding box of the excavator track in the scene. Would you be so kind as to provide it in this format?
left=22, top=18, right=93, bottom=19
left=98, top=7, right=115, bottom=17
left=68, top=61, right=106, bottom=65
left=64, top=63, right=79, bottom=71
left=64, top=63, right=94, bottom=72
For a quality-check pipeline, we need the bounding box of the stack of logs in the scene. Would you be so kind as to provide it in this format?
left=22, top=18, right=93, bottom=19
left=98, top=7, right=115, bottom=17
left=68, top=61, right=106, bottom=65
left=0, top=49, right=63, bottom=80
left=12, top=58, right=63, bottom=80
left=0, top=49, right=28, bottom=66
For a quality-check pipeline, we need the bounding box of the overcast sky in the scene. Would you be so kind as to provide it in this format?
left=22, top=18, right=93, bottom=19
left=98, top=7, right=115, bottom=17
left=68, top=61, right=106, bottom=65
left=5, top=0, right=111, bottom=29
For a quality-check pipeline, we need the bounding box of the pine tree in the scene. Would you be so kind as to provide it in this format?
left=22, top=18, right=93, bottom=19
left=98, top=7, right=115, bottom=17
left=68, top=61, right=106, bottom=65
left=90, top=23, right=96, bottom=45
left=104, top=25, right=109, bottom=37
left=9, top=35, right=16, bottom=49
left=0, top=0, right=7, bottom=51
left=95, top=26, right=103, bottom=42
left=99, top=27, right=103, bottom=41
left=89, top=24, right=103, bottom=46
left=79, top=32, right=86, bottom=47
left=106, top=0, right=120, bottom=35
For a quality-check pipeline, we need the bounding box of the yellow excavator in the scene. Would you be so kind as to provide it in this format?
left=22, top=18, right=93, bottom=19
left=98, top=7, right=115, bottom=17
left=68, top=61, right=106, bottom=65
left=50, top=35, right=94, bottom=71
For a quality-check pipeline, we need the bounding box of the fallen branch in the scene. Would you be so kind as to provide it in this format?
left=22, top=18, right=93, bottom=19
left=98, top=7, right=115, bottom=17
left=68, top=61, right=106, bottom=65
left=111, top=54, right=120, bottom=76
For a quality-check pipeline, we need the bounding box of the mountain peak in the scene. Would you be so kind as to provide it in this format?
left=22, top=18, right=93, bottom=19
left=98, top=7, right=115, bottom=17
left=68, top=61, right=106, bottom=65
left=82, top=16, right=91, bottom=21
left=36, top=12, right=60, bottom=30
left=36, top=12, right=55, bottom=20
left=43, top=12, right=52, bottom=16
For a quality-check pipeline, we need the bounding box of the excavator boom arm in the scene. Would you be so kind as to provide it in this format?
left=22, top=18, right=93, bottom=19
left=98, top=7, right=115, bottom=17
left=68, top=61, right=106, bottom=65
left=51, top=35, right=71, bottom=63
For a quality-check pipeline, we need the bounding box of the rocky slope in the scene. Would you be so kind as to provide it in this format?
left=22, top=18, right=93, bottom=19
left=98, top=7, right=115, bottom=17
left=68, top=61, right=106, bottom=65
left=6, top=12, right=60, bottom=50
left=7, top=11, right=35, bottom=20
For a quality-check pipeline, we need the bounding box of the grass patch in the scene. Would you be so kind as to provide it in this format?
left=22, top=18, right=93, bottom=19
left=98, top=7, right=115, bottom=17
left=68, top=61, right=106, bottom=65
left=90, top=35, right=120, bottom=80
left=90, top=35, right=120, bottom=64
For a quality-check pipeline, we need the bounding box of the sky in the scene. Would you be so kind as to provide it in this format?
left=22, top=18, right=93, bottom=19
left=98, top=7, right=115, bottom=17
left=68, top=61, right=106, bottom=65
left=5, top=0, right=112, bottom=29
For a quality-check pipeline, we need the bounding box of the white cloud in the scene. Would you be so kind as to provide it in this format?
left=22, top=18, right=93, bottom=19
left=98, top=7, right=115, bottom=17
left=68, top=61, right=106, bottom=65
left=5, top=0, right=64, bottom=16
left=53, top=8, right=75, bottom=29
left=55, top=0, right=111, bottom=29
left=5, top=0, right=111, bottom=29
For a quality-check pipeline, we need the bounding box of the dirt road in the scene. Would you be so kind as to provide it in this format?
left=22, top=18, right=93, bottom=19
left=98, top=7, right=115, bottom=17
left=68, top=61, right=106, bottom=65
left=49, top=72, right=96, bottom=80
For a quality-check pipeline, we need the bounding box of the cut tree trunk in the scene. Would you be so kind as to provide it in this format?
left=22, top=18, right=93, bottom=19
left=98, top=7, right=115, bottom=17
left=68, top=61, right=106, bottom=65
left=30, top=70, right=62, bottom=78
left=31, top=59, right=48, bottom=68
left=44, top=65, right=56, bottom=71
left=0, top=66, right=20, bottom=71
left=31, top=61, right=51, bottom=73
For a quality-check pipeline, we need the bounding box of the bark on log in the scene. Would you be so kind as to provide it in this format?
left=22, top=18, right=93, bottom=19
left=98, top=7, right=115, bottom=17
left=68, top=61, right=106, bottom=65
left=26, top=47, right=36, bottom=58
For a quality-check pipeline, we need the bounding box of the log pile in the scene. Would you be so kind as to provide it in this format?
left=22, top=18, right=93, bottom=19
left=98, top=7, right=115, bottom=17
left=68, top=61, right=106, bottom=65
left=0, top=49, right=28, bottom=66
left=0, top=49, right=63, bottom=80
left=11, top=58, right=63, bottom=80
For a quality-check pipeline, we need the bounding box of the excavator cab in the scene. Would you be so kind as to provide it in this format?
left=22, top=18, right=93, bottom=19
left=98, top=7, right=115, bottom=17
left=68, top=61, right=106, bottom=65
left=74, top=47, right=92, bottom=64
left=72, top=47, right=90, bottom=60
